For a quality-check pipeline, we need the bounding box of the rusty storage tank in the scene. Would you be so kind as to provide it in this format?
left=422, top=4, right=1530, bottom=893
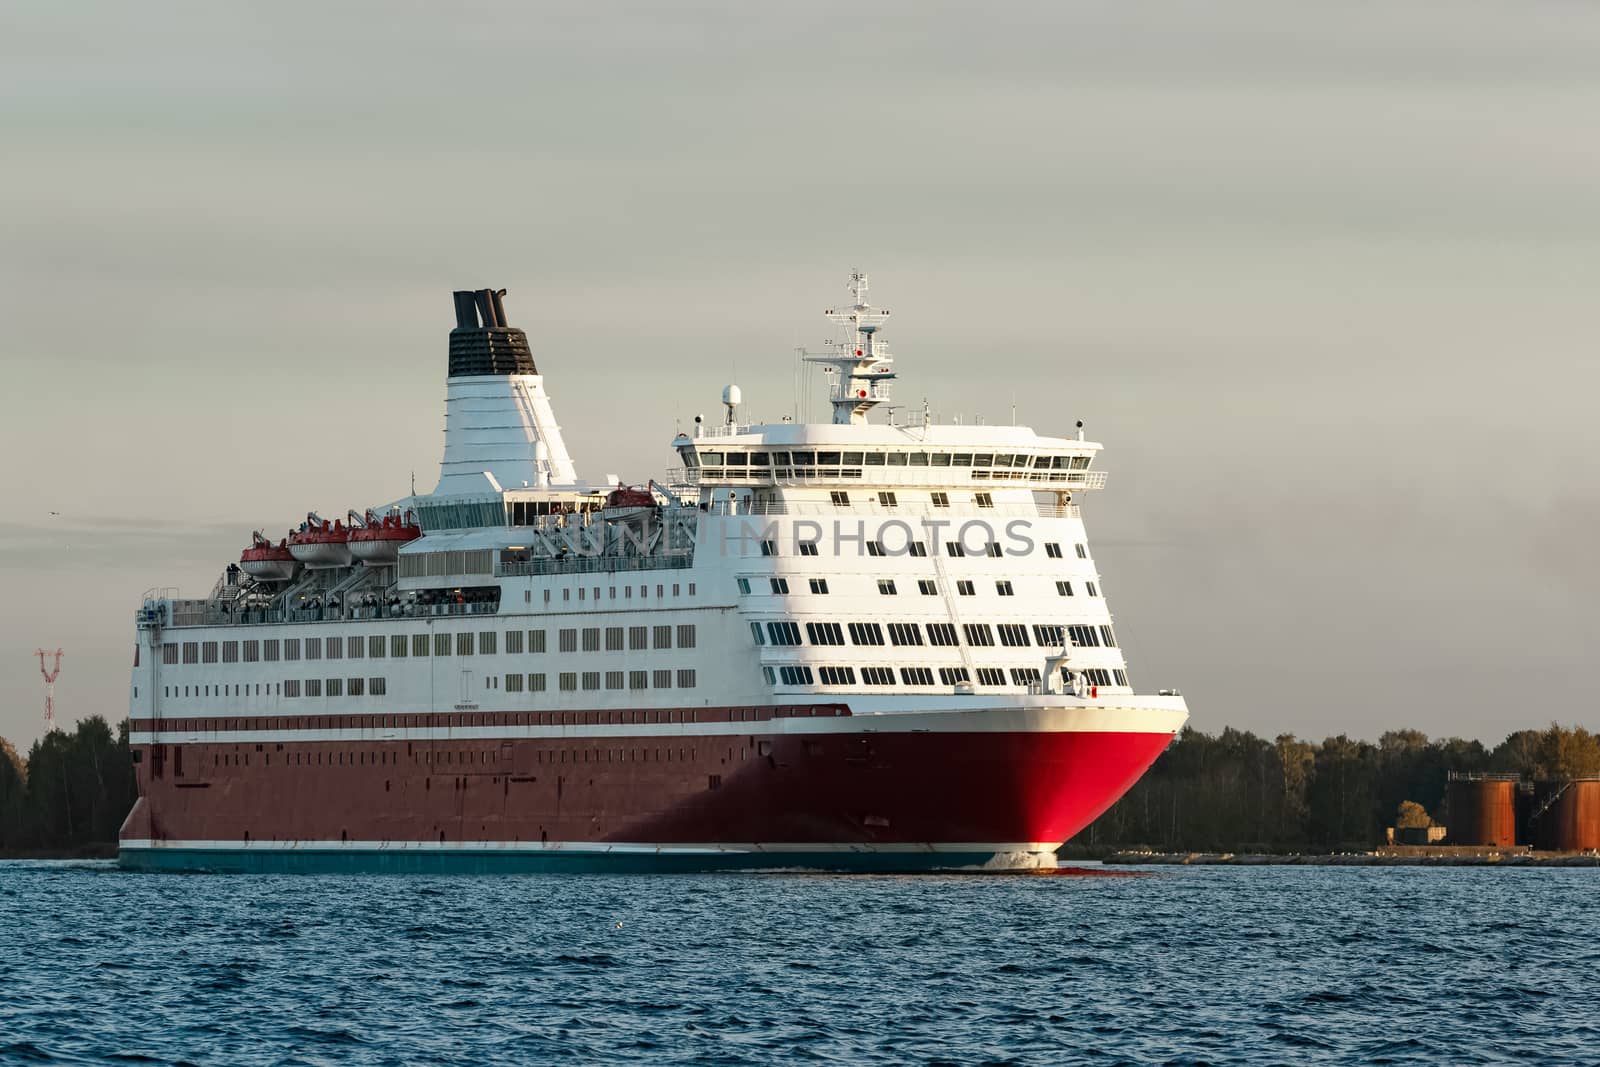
left=1531, top=779, right=1600, bottom=852
left=1445, top=773, right=1519, bottom=847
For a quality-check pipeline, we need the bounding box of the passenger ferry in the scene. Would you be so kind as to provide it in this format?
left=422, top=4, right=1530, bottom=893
left=121, top=274, right=1188, bottom=872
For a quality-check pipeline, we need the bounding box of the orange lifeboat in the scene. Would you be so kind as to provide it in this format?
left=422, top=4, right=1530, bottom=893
left=347, top=509, right=422, bottom=564
left=239, top=531, right=297, bottom=582
left=287, top=514, right=353, bottom=568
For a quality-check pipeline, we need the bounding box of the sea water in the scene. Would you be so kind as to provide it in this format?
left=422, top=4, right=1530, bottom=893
left=1, top=862, right=1596, bottom=1065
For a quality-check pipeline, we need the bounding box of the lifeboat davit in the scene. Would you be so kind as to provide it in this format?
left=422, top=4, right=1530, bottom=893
left=347, top=509, right=422, bottom=564
left=287, top=514, right=353, bottom=568
left=239, top=532, right=297, bottom=582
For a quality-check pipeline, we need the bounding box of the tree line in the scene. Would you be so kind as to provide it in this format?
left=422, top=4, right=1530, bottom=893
left=0, top=717, right=137, bottom=855
left=2, top=718, right=1596, bottom=855
left=1077, top=723, right=1600, bottom=853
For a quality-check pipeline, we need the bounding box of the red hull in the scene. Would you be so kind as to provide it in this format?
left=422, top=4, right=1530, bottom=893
left=124, top=724, right=1171, bottom=853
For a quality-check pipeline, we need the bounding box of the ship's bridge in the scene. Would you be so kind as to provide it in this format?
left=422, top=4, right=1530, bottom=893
left=671, top=423, right=1106, bottom=492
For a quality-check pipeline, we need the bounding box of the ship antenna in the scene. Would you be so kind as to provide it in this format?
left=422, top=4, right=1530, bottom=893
left=806, top=270, right=897, bottom=425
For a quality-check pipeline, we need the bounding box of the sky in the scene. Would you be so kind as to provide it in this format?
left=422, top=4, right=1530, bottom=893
left=2, top=1, right=1597, bottom=751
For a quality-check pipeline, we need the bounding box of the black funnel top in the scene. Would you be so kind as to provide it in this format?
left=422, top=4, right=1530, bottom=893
left=448, top=288, right=537, bottom=377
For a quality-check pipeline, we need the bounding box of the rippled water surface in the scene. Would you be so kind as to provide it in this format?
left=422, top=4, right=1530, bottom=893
left=2, top=862, right=1598, bottom=1065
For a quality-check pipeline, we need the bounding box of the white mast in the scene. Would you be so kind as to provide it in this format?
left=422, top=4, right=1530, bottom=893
left=805, top=271, right=896, bottom=425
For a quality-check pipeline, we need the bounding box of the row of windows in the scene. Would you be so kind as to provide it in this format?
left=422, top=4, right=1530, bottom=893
left=162, top=625, right=696, bottom=667
left=691, top=449, right=1093, bottom=472
left=756, top=536, right=1089, bottom=559
left=754, top=620, right=1116, bottom=650
left=552, top=669, right=697, bottom=692
left=771, top=665, right=1130, bottom=687
left=165, top=678, right=389, bottom=700
left=537, top=582, right=696, bottom=605
left=739, top=576, right=1099, bottom=599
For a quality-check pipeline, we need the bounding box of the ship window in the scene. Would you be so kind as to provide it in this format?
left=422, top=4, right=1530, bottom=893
left=182, top=642, right=199, bottom=664
left=326, top=678, right=343, bottom=697
left=677, top=625, right=696, bottom=648
left=737, top=577, right=751, bottom=594
left=480, top=631, right=497, bottom=654
left=878, top=492, right=898, bottom=507
left=1056, top=581, right=1074, bottom=597
left=699, top=451, right=724, bottom=465
left=677, top=669, right=697, bottom=689
left=348, top=677, right=364, bottom=696
left=305, top=679, right=321, bottom=697
left=410, top=634, right=426, bottom=657
left=762, top=666, right=776, bottom=685
left=654, top=625, right=672, bottom=649
left=848, top=622, right=885, bottom=646
left=625, top=625, right=647, bottom=650
left=346, top=637, right=362, bottom=659
left=1100, top=626, right=1118, bottom=648
left=748, top=452, right=769, bottom=466
left=243, top=641, right=259, bottom=663
left=1086, top=582, right=1099, bottom=597
left=791, top=451, right=815, bottom=466
left=1067, top=625, right=1101, bottom=648
left=605, top=671, right=624, bottom=690
left=976, top=668, right=1006, bottom=686
left=654, top=669, right=673, bottom=688
left=1035, top=624, right=1065, bottom=647
left=964, top=623, right=995, bottom=647
left=945, top=542, right=965, bottom=557
left=529, top=629, right=546, bottom=653
left=505, top=630, right=523, bottom=654
left=859, top=451, right=884, bottom=466
left=1045, top=542, right=1063, bottom=558
left=808, top=578, right=829, bottom=594
left=885, top=453, right=908, bottom=467
left=956, top=580, right=975, bottom=596
left=283, top=639, right=300, bottom=661
left=559, top=672, right=577, bottom=692
left=818, top=666, right=855, bottom=686
left=888, top=623, right=923, bottom=646
left=284, top=680, right=300, bottom=698
left=221, top=642, right=237, bottom=664
left=797, top=541, right=819, bottom=556
left=974, top=493, right=994, bottom=508
left=778, top=665, right=813, bottom=685
left=434, top=633, right=451, bottom=657
left=986, top=542, right=1003, bottom=558
left=162, top=643, right=178, bottom=665
left=877, top=579, right=897, bottom=596
left=606, top=627, right=624, bottom=651
left=939, top=666, right=969, bottom=685
left=807, top=621, right=846, bottom=646
left=866, top=540, right=885, bottom=557
left=998, top=624, right=1030, bottom=647
left=908, top=452, right=929, bottom=466
left=830, top=491, right=850, bottom=507
left=817, top=451, right=841, bottom=465
left=767, top=622, right=802, bottom=646
left=559, top=629, right=578, bottom=653
left=931, top=453, right=952, bottom=468
left=760, top=539, right=777, bottom=556
left=1011, top=668, right=1042, bottom=686
left=1076, top=543, right=1088, bottom=559
left=529, top=673, right=546, bottom=693
left=750, top=622, right=766, bottom=646
left=861, top=667, right=894, bottom=685
left=1114, top=669, right=1129, bottom=686
left=327, top=639, right=343, bottom=661
left=901, top=667, right=935, bottom=686
left=996, top=581, right=1015, bottom=596
left=918, top=579, right=937, bottom=596
left=304, top=638, right=322, bottom=661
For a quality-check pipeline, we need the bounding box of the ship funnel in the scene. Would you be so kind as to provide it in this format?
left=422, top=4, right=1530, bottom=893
left=434, top=287, right=579, bottom=495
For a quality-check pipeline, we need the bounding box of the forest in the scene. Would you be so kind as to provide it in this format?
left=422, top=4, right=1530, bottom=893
left=1076, top=723, right=1600, bottom=853
left=1, top=719, right=1596, bottom=856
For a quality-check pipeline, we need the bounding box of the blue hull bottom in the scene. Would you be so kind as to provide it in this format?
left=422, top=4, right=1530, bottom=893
left=118, top=847, right=1033, bottom=875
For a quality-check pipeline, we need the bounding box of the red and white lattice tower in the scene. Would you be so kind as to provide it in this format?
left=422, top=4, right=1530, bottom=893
left=35, top=648, right=63, bottom=734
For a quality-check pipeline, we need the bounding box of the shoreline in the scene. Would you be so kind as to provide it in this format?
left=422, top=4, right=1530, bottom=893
left=1105, top=847, right=1600, bottom=867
